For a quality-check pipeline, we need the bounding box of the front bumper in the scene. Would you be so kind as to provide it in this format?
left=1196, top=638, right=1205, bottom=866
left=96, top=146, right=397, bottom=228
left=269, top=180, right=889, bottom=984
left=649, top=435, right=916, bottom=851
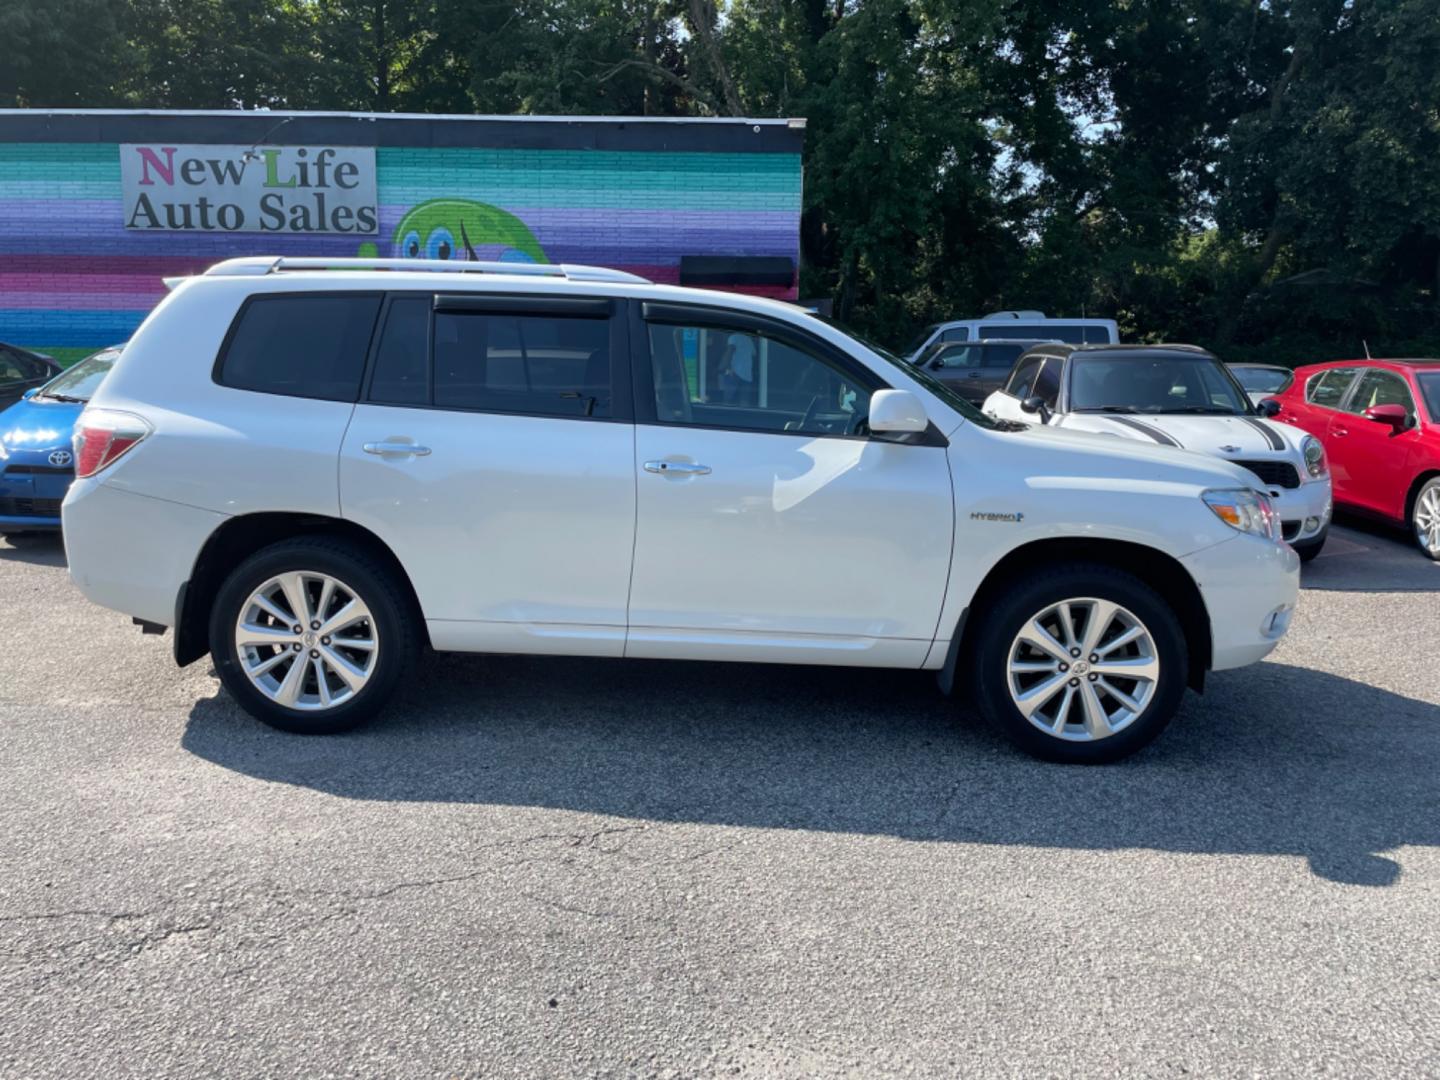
left=1182, top=533, right=1300, bottom=672
left=1266, top=477, right=1332, bottom=544
left=0, top=462, right=74, bottom=530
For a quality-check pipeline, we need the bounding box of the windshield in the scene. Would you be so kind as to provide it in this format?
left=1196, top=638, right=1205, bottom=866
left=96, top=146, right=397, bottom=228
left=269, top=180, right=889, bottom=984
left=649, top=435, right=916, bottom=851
left=1416, top=371, right=1440, bottom=422
left=1069, top=353, right=1252, bottom=415
left=903, top=323, right=942, bottom=356
left=1230, top=366, right=1291, bottom=393
left=813, top=315, right=1002, bottom=430
left=38, top=347, right=122, bottom=402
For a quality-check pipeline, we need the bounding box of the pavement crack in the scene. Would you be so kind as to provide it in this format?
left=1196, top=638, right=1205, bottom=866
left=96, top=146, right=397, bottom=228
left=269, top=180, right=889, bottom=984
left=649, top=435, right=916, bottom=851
left=0, top=908, right=151, bottom=925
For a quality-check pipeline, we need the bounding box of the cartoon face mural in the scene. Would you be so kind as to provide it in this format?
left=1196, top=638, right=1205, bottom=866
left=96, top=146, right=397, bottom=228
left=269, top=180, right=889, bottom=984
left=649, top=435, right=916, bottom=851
left=358, top=198, right=548, bottom=264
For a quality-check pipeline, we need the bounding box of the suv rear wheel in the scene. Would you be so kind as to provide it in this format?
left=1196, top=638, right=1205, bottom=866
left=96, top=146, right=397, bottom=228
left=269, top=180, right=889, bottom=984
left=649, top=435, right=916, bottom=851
left=209, top=537, right=417, bottom=733
left=970, top=564, right=1188, bottom=763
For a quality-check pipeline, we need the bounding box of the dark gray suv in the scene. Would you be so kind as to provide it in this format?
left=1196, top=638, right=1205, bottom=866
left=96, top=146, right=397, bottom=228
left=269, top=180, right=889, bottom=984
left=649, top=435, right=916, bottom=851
left=911, top=338, right=1059, bottom=405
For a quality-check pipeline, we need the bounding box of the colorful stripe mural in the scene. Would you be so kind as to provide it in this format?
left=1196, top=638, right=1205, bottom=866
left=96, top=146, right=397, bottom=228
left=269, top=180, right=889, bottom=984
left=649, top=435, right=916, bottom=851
left=0, top=112, right=804, bottom=364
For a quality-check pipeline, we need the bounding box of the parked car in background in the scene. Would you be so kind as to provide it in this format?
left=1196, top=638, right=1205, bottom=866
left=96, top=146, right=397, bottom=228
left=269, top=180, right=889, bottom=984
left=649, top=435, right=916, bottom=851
left=982, top=343, right=1333, bottom=559
left=910, top=338, right=1059, bottom=405
left=0, top=342, right=62, bottom=409
left=63, top=256, right=1299, bottom=764
left=0, top=344, right=123, bottom=536
left=1227, top=362, right=1294, bottom=406
left=1266, top=358, right=1440, bottom=559
left=904, top=311, right=1118, bottom=361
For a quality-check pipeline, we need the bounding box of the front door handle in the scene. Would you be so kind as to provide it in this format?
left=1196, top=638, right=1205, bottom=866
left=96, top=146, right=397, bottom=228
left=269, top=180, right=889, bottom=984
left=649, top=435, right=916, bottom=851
left=363, top=440, right=432, bottom=457
left=1332, top=427, right=1348, bottom=438
left=644, top=460, right=711, bottom=476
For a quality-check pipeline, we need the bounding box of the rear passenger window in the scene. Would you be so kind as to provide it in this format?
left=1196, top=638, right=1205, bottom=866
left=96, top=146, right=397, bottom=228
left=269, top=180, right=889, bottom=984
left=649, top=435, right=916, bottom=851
left=368, top=296, right=431, bottom=405
left=218, top=294, right=381, bottom=401
left=1306, top=368, right=1358, bottom=408
left=433, top=311, right=611, bottom=418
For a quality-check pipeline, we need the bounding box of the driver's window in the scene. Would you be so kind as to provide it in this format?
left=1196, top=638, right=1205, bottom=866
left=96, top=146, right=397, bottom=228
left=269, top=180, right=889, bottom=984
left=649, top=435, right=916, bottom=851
left=936, top=345, right=980, bottom=369
left=648, top=323, right=872, bottom=437
left=0, top=351, right=26, bottom=385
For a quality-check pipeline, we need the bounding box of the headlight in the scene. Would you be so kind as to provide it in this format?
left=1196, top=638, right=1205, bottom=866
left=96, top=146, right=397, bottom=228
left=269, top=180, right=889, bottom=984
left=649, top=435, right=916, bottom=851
left=1301, top=435, right=1327, bottom=478
left=1203, top=488, right=1280, bottom=541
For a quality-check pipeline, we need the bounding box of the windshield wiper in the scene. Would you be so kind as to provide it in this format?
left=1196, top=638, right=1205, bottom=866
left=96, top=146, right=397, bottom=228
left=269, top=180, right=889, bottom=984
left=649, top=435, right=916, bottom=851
left=991, top=418, right=1032, bottom=432
left=1165, top=406, right=1237, bottom=414
left=1077, top=405, right=1141, bottom=414
left=40, top=393, right=86, bottom=403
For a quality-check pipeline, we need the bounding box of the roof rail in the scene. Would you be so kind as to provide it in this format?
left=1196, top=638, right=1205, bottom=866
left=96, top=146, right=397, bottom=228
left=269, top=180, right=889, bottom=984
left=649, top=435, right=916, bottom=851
left=201, top=256, right=650, bottom=284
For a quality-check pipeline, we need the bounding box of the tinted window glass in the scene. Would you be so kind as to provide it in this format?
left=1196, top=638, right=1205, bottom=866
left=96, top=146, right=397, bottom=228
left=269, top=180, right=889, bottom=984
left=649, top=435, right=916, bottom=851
left=1068, top=353, right=1247, bottom=413
left=220, top=294, right=381, bottom=401
left=1004, top=355, right=1043, bottom=396
left=368, top=296, right=431, bottom=405
left=0, top=348, right=46, bottom=384
left=940, top=327, right=970, bottom=343
left=1416, top=372, right=1440, bottom=422
left=433, top=311, right=610, bottom=418
left=1306, top=368, right=1358, bottom=407
left=985, top=323, right=1087, bottom=343
left=1345, top=369, right=1414, bottom=416
left=978, top=343, right=1026, bottom=370
left=1230, top=366, right=1291, bottom=393
left=38, top=347, right=120, bottom=402
left=649, top=323, right=872, bottom=437
left=933, top=345, right=981, bottom=369
left=1032, top=357, right=1062, bottom=408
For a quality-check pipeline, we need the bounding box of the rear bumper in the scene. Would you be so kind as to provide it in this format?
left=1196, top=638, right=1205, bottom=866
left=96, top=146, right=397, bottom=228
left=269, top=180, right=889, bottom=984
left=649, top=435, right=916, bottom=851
left=1182, top=534, right=1300, bottom=672
left=62, top=479, right=226, bottom=627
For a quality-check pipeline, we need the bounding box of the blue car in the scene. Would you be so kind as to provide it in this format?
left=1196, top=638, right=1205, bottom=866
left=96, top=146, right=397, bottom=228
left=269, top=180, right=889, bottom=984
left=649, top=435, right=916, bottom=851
left=0, top=344, right=123, bottom=536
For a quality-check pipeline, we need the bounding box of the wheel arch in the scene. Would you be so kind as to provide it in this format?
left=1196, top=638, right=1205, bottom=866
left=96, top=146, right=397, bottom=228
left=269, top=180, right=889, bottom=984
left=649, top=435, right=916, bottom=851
left=941, top=536, right=1212, bottom=696
left=1403, top=469, right=1440, bottom=526
left=174, top=512, right=428, bottom=666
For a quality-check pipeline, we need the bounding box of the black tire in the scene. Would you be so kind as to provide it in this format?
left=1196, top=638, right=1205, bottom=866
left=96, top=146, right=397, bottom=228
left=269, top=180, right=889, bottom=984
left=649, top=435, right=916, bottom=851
left=209, top=536, right=418, bottom=734
left=969, top=563, right=1189, bottom=764
left=1292, top=526, right=1328, bottom=563
left=1412, top=477, right=1440, bottom=561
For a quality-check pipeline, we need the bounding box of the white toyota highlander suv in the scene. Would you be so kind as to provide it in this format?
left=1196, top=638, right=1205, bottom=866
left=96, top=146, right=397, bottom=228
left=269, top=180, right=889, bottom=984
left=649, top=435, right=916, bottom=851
left=63, top=257, right=1300, bottom=763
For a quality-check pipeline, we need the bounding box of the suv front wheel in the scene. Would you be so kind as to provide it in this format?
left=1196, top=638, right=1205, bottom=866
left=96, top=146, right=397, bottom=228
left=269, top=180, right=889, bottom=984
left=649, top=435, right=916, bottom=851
left=970, top=564, right=1188, bottom=763
left=209, top=537, right=418, bottom=733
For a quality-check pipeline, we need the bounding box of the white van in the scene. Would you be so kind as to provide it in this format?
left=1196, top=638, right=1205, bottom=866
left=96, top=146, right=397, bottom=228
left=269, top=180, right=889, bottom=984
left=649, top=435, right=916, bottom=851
left=905, top=310, right=1119, bottom=361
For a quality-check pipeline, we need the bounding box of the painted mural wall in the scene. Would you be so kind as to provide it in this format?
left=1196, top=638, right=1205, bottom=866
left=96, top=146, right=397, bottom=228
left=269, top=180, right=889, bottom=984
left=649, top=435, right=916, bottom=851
left=0, top=113, right=804, bottom=365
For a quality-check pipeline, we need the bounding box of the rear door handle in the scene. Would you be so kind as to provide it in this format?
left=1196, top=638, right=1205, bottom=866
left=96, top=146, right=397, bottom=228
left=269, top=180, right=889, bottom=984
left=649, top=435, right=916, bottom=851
left=363, top=440, right=432, bottom=457
left=644, top=460, right=711, bottom=476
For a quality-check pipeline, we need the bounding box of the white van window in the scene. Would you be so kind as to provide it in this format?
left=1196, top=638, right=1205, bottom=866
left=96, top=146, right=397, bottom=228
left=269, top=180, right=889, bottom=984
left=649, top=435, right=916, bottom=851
left=981, top=323, right=1108, bottom=344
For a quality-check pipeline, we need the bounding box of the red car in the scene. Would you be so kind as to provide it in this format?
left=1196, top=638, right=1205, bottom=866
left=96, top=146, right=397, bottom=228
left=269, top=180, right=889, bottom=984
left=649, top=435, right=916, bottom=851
left=1266, top=358, right=1440, bottom=558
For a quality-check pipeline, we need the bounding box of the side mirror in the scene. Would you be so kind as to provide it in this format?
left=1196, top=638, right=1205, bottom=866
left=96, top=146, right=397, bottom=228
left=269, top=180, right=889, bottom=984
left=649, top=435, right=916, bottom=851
left=1020, top=395, right=1052, bottom=424
left=1363, top=403, right=1409, bottom=432
left=1256, top=397, right=1280, bottom=417
left=928, top=358, right=945, bottom=371
left=868, top=389, right=929, bottom=439
left=21, top=388, right=39, bottom=400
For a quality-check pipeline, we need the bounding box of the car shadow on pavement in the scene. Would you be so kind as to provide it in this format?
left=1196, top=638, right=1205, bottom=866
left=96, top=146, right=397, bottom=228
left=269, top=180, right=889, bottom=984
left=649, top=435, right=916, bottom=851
left=181, top=651, right=1438, bottom=889
left=0, top=532, right=66, bottom=567
left=1303, top=519, right=1440, bottom=593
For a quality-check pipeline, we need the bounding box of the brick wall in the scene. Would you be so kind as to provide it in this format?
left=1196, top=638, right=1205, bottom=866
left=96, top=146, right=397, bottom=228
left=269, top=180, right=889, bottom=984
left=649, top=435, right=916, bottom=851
left=0, top=115, right=803, bottom=363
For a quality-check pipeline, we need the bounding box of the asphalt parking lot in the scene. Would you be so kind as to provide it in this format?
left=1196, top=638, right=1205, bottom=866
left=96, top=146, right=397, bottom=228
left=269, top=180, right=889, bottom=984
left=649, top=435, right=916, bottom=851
left=1, top=521, right=1437, bottom=1077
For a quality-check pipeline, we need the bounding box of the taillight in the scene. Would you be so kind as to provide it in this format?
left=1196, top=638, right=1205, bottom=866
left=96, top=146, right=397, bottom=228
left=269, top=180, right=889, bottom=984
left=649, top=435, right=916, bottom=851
left=73, top=409, right=152, bottom=478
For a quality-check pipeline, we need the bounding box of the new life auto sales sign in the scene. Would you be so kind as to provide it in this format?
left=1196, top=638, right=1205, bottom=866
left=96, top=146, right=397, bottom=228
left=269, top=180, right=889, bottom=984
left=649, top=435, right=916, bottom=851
left=120, top=144, right=378, bottom=234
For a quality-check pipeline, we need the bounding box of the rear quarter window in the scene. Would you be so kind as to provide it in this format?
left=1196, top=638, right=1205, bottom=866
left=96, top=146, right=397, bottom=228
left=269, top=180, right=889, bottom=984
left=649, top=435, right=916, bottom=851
left=217, top=293, right=383, bottom=401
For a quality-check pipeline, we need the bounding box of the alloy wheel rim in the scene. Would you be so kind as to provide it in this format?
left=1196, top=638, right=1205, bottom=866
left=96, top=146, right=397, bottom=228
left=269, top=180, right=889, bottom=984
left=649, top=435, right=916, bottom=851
left=234, top=571, right=379, bottom=711
left=1007, top=597, right=1160, bottom=741
left=1415, top=488, right=1440, bottom=556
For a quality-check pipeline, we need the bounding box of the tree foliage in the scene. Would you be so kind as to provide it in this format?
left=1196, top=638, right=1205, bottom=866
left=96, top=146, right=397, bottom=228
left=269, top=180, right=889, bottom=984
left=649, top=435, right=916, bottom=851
left=2, top=0, right=1437, bottom=359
